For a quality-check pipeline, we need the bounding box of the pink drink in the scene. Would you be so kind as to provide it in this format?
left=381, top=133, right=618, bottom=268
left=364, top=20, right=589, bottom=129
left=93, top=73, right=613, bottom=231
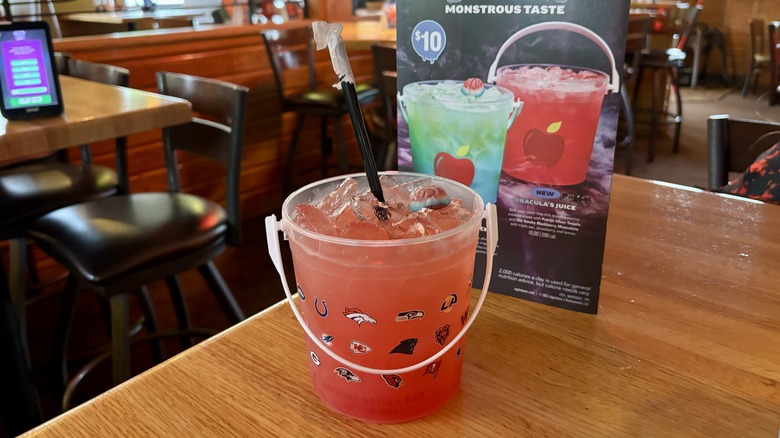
left=282, top=172, right=482, bottom=423
left=496, top=65, right=608, bottom=186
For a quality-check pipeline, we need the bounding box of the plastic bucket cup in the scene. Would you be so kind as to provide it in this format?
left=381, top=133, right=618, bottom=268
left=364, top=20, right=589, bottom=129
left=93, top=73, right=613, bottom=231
left=266, top=171, right=498, bottom=423
left=486, top=22, right=620, bottom=186
left=398, top=80, right=521, bottom=204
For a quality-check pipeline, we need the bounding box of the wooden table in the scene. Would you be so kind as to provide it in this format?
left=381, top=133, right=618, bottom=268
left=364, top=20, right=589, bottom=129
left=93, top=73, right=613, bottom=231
left=61, top=9, right=208, bottom=31
left=1, top=75, right=191, bottom=435
left=340, top=21, right=396, bottom=50
left=0, top=75, right=192, bottom=163
left=20, top=175, right=780, bottom=437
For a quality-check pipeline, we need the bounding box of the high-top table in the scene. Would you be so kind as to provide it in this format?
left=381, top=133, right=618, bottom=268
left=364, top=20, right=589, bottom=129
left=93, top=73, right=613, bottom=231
left=19, top=175, right=780, bottom=437
left=0, top=75, right=192, bottom=162
left=60, top=9, right=208, bottom=31
left=1, top=75, right=191, bottom=435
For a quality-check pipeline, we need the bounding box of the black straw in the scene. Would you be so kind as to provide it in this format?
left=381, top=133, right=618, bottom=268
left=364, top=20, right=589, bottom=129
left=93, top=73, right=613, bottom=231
left=340, top=80, right=385, bottom=203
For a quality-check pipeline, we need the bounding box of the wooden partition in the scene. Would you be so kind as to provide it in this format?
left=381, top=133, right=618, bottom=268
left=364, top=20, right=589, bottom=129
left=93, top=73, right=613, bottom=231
left=53, top=21, right=376, bottom=221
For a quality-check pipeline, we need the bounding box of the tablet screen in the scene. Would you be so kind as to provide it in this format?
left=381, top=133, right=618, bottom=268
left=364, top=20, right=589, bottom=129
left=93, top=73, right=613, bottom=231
left=0, top=23, right=62, bottom=118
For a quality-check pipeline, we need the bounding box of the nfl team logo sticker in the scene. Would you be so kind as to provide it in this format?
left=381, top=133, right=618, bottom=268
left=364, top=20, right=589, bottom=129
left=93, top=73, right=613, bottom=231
left=440, top=293, right=458, bottom=312
left=349, top=340, right=372, bottom=355
left=334, top=367, right=361, bottom=383
left=395, top=310, right=424, bottom=321
left=382, top=374, right=404, bottom=389
left=435, top=323, right=451, bottom=346
left=343, top=308, right=377, bottom=326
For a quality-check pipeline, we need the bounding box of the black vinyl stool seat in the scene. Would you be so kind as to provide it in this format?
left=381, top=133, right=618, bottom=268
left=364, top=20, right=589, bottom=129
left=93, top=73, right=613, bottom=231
left=632, top=3, right=701, bottom=163
left=262, top=27, right=379, bottom=193
left=27, top=71, right=249, bottom=392
left=0, top=57, right=129, bottom=364
left=31, top=193, right=227, bottom=285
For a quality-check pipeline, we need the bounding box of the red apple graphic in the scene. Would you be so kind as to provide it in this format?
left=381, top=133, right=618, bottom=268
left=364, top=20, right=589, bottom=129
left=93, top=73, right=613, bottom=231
left=523, top=121, right=565, bottom=166
left=434, top=144, right=475, bottom=186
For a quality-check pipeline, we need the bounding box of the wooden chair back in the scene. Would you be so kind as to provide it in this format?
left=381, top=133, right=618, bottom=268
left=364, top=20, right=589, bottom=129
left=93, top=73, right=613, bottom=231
left=54, top=52, right=70, bottom=76
left=371, top=43, right=397, bottom=170
left=749, top=19, right=766, bottom=59
left=707, top=115, right=780, bottom=189
left=261, top=27, right=316, bottom=108
left=67, top=59, right=131, bottom=191
left=156, top=71, right=249, bottom=246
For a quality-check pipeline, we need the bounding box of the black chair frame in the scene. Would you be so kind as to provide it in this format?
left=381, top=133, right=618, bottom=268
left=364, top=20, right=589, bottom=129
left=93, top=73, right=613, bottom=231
left=29, top=72, right=248, bottom=391
left=2, top=58, right=130, bottom=369
left=707, top=115, right=780, bottom=190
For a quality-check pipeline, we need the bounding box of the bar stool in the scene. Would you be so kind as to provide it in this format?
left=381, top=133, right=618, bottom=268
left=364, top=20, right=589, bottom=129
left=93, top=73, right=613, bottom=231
left=619, top=16, right=652, bottom=175
left=698, top=27, right=730, bottom=87
left=0, top=58, right=130, bottom=363
left=707, top=115, right=780, bottom=190
left=27, top=72, right=248, bottom=391
left=631, top=2, right=701, bottom=162
left=262, top=27, right=379, bottom=194
left=742, top=19, right=770, bottom=97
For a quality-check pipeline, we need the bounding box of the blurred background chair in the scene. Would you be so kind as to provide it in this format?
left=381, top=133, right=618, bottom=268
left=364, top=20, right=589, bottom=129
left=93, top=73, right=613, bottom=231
left=0, top=58, right=130, bottom=365
left=211, top=7, right=230, bottom=23
left=262, top=27, right=379, bottom=194
left=697, top=26, right=730, bottom=87
left=742, top=19, right=771, bottom=97
left=619, top=15, right=652, bottom=175
left=27, top=72, right=248, bottom=392
left=371, top=42, right=398, bottom=171
left=770, top=21, right=780, bottom=106
left=707, top=115, right=780, bottom=190
left=632, top=1, right=702, bottom=163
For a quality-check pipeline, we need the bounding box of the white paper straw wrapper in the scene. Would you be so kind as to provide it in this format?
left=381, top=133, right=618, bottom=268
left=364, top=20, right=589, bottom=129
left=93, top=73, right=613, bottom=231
left=312, top=21, right=356, bottom=89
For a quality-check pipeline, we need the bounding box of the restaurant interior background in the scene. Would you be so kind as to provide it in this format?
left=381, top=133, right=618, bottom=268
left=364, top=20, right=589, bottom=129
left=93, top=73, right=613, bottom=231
left=2, top=0, right=780, bottom=435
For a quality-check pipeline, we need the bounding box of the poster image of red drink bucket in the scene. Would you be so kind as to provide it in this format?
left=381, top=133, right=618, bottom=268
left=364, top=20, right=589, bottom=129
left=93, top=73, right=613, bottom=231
left=487, top=22, right=620, bottom=186
left=265, top=172, right=498, bottom=423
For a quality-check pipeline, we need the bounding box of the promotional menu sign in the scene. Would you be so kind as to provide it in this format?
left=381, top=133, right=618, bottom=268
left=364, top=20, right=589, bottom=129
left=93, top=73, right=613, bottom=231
left=396, top=0, right=630, bottom=313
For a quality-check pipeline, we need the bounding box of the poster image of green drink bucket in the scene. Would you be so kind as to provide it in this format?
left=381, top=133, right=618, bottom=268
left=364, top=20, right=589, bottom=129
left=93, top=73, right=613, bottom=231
left=265, top=172, right=499, bottom=423
left=398, top=80, right=522, bottom=204
left=487, top=22, right=620, bottom=186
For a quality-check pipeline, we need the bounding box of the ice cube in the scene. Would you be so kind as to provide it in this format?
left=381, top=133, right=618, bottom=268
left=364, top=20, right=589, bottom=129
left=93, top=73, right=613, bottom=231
left=421, top=207, right=462, bottom=232
left=318, top=179, right=358, bottom=216
left=350, top=192, right=376, bottom=221
left=387, top=215, right=426, bottom=239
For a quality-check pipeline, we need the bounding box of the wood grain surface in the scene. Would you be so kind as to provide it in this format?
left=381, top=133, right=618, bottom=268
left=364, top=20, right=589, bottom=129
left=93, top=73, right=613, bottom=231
left=60, top=10, right=208, bottom=26
left=21, top=175, right=780, bottom=437
left=0, top=76, right=192, bottom=162
left=339, top=21, right=396, bottom=50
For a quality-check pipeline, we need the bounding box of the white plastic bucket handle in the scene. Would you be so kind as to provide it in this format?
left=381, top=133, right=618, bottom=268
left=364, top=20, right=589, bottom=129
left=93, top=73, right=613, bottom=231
left=486, top=21, right=620, bottom=95
left=265, top=203, right=498, bottom=376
